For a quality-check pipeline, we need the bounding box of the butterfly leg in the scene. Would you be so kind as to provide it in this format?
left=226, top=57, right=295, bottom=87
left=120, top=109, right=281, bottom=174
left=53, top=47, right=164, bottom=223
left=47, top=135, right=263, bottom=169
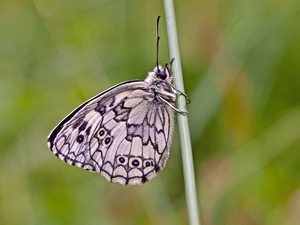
left=168, top=83, right=191, bottom=104
left=157, top=96, right=188, bottom=115
left=175, top=89, right=191, bottom=104
left=167, top=57, right=190, bottom=103
left=157, top=80, right=191, bottom=104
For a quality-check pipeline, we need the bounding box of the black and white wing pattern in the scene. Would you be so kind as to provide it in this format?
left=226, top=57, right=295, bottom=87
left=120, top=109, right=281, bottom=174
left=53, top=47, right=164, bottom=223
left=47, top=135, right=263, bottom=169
left=47, top=78, right=175, bottom=185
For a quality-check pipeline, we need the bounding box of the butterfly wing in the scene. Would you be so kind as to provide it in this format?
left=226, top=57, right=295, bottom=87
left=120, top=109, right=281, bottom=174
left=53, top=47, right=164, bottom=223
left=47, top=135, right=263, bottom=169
left=48, top=80, right=174, bottom=185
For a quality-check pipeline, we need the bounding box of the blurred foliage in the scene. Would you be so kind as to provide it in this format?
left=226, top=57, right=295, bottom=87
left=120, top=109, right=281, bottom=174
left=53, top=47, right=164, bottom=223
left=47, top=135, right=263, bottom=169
left=0, top=0, right=300, bottom=225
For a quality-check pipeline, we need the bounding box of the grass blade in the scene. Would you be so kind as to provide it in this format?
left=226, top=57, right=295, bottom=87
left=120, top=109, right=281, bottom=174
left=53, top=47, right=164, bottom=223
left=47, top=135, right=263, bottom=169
left=163, top=1, right=201, bottom=225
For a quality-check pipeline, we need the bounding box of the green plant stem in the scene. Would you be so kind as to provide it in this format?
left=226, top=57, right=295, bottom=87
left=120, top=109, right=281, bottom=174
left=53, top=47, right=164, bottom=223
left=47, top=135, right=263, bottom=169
left=163, top=1, right=201, bottom=225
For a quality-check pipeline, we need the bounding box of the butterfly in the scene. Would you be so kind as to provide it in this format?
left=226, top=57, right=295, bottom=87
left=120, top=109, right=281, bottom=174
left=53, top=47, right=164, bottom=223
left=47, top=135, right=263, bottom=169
left=47, top=16, right=190, bottom=185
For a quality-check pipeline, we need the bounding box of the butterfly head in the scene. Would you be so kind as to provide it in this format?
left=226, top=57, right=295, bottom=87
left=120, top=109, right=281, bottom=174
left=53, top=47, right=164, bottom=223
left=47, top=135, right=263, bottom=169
left=155, top=66, right=169, bottom=80
left=145, top=59, right=174, bottom=84
left=156, top=65, right=172, bottom=80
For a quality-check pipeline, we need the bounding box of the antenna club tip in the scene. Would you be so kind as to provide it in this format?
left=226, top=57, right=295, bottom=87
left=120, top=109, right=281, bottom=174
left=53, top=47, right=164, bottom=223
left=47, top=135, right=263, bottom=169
left=157, top=16, right=161, bottom=23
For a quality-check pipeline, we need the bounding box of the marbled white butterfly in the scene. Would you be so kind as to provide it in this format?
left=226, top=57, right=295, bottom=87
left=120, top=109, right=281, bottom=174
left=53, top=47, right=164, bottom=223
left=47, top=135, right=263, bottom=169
left=47, top=16, right=189, bottom=185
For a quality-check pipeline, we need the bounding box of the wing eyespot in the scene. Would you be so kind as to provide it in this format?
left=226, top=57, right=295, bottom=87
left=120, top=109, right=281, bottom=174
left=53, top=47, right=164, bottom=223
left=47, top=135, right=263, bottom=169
left=97, top=127, right=107, bottom=139
left=104, top=136, right=112, bottom=145
left=129, top=157, right=142, bottom=168
left=98, top=128, right=107, bottom=138
left=143, top=160, right=154, bottom=168
left=116, top=155, right=128, bottom=166
left=76, top=134, right=84, bottom=143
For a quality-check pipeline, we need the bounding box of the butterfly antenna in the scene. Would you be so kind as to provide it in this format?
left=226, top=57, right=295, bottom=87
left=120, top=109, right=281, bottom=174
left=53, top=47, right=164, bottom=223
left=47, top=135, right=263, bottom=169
left=156, top=16, right=161, bottom=71
left=170, top=58, right=175, bottom=67
left=169, top=57, right=175, bottom=72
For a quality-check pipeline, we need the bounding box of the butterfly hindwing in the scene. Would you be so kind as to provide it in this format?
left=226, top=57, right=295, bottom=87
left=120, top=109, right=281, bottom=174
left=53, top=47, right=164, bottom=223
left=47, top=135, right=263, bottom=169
left=48, top=80, right=174, bottom=185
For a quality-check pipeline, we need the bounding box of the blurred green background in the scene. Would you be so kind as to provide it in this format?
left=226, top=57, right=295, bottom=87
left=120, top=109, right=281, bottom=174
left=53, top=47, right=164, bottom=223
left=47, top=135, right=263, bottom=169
left=1, top=0, right=300, bottom=224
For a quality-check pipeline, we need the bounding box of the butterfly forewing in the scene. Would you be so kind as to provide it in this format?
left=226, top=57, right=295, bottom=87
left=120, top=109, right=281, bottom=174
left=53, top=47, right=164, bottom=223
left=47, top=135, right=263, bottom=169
left=48, top=79, right=175, bottom=185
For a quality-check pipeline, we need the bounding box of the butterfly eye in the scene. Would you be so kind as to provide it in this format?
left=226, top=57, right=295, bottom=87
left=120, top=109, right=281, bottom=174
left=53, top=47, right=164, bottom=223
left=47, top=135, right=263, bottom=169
left=157, top=70, right=167, bottom=80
